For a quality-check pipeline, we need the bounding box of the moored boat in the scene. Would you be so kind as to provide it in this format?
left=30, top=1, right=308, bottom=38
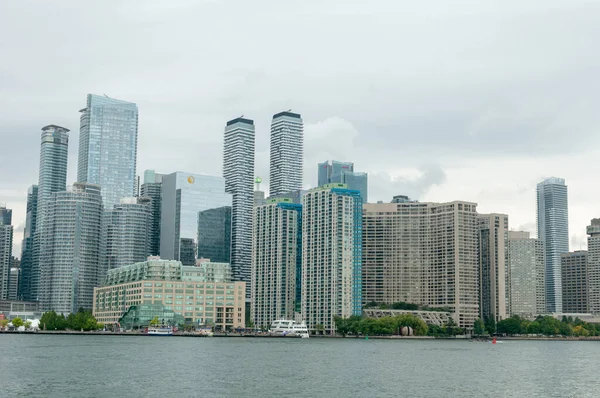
left=147, top=326, right=173, bottom=336
left=269, top=320, right=309, bottom=338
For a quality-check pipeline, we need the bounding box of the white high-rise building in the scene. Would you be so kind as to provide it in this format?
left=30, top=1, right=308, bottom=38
left=0, top=206, right=13, bottom=300
left=478, top=214, right=510, bottom=323
left=537, top=177, right=569, bottom=313
left=251, top=199, right=302, bottom=330
left=302, top=184, right=362, bottom=334
left=269, top=111, right=303, bottom=196
left=223, top=118, right=255, bottom=292
left=39, top=183, right=103, bottom=313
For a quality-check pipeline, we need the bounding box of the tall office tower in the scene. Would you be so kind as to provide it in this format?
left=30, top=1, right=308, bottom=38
left=362, top=199, right=479, bottom=329
left=318, top=160, right=368, bottom=202
left=478, top=214, right=510, bottom=323
left=32, top=125, right=69, bottom=301
left=19, top=185, right=38, bottom=301
left=269, top=111, right=303, bottom=196
left=8, top=267, right=20, bottom=300
left=77, top=94, right=139, bottom=208
left=197, top=206, right=231, bottom=263
left=560, top=251, right=588, bottom=313
left=39, top=183, right=103, bottom=313
left=587, top=219, right=600, bottom=314
left=160, top=172, right=232, bottom=266
left=302, top=184, right=362, bottom=334
left=251, top=198, right=302, bottom=330
left=0, top=206, right=13, bottom=300
left=508, top=231, right=546, bottom=317
left=140, top=170, right=164, bottom=256
left=101, top=197, right=151, bottom=272
left=537, top=177, right=569, bottom=313
left=223, top=118, right=255, bottom=292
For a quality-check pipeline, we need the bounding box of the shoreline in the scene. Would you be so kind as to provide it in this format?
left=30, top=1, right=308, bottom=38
left=2, top=330, right=600, bottom=341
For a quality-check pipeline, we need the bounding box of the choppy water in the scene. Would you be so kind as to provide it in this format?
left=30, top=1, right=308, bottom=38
left=1, top=335, right=599, bottom=397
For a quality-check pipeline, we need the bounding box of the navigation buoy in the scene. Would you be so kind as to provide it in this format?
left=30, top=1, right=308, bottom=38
left=492, top=337, right=497, bottom=344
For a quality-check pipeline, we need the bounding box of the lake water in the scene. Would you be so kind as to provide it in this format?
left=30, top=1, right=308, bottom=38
left=1, top=335, right=599, bottom=397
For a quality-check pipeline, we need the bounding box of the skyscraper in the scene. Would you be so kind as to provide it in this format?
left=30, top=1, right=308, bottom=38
left=318, top=160, right=368, bottom=202
left=77, top=94, right=139, bottom=208
left=478, top=214, right=510, bottom=323
left=587, top=219, right=600, bottom=314
left=252, top=199, right=302, bottom=330
left=362, top=199, right=479, bottom=329
left=302, top=184, right=362, bottom=334
left=8, top=266, right=20, bottom=301
left=537, top=177, right=569, bottom=313
left=19, top=185, right=38, bottom=301
left=140, top=170, right=164, bottom=256
left=0, top=206, right=13, bottom=300
left=508, top=231, right=546, bottom=317
left=101, top=197, right=152, bottom=271
left=197, top=206, right=231, bottom=263
left=560, top=251, right=588, bottom=314
left=160, top=172, right=232, bottom=265
left=39, top=183, right=103, bottom=313
left=269, top=111, right=303, bottom=196
left=32, top=125, right=69, bottom=301
left=223, top=118, right=255, bottom=292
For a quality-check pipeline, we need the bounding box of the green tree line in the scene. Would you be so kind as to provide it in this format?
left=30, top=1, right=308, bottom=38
left=39, top=308, right=103, bottom=331
left=334, top=315, right=428, bottom=336
left=475, top=315, right=600, bottom=337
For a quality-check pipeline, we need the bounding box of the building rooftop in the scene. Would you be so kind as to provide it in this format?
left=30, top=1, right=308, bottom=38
left=273, top=111, right=302, bottom=120
left=226, top=117, right=254, bottom=126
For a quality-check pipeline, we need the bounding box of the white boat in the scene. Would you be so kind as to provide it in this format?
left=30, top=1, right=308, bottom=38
left=196, top=327, right=214, bottom=337
left=269, top=320, right=309, bottom=338
left=147, top=327, right=173, bottom=336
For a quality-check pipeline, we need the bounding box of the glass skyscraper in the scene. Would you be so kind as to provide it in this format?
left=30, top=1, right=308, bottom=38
left=19, top=185, right=38, bottom=301
left=223, top=118, right=255, bottom=292
left=318, top=160, right=368, bottom=202
left=141, top=170, right=164, bottom=256
left=39, top=183, right=103, bottom=313
left=77, top=94, right=139, bottom=208
left=32, top=124, right=69, bottom=301
left=537, top=177, right=569, bottom=313
left=269, top=111, right=303, bottom=196
left=160, top=172, right=232, bottom=265
left=197, top=206, right=232, bottom=263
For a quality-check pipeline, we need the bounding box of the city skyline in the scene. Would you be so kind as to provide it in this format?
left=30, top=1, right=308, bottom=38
left=3, top=2, right=600, bottom=259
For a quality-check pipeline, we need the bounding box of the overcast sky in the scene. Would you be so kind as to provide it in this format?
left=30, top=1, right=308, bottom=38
left=2, top=0, right=600, bottom=256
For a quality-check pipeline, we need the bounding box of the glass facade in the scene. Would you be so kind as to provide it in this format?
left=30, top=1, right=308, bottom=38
left=77, top=94, right=139, bottom=208
left=318, top=160, right=368, bottom=202
left=537, top=177, right=569, bottom=313
left=140, top=170, right=164, bottom=257
left=160, top=172, right=232, bottom=263
left=19, top=185, right=38, bottom=301
left=197, top=206, right=231, bottom=263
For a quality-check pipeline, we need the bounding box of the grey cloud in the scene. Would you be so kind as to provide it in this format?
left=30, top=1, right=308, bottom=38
left=369, top=165, right=447, bottom=203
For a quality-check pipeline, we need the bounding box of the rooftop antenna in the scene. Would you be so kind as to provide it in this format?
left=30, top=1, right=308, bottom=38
left=104, top=94, right=110, bottom=98
left=240, top=114, right=244, bottom=118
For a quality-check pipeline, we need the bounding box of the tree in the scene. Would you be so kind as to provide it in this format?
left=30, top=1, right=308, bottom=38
left=0, top=319, right=9, bottom=329
left=24, top=321, right=32, bottom=330
left=315, top=324, right=325, bottom=335
left=473, top=318, right=485, bottom=336
left=484, top=317, right=496, bottom=335
left=497, top=316, right=523, bottom=335
left=11, top=317, right=24, bottom=328
left=150, top=316, right=160, bottom=326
